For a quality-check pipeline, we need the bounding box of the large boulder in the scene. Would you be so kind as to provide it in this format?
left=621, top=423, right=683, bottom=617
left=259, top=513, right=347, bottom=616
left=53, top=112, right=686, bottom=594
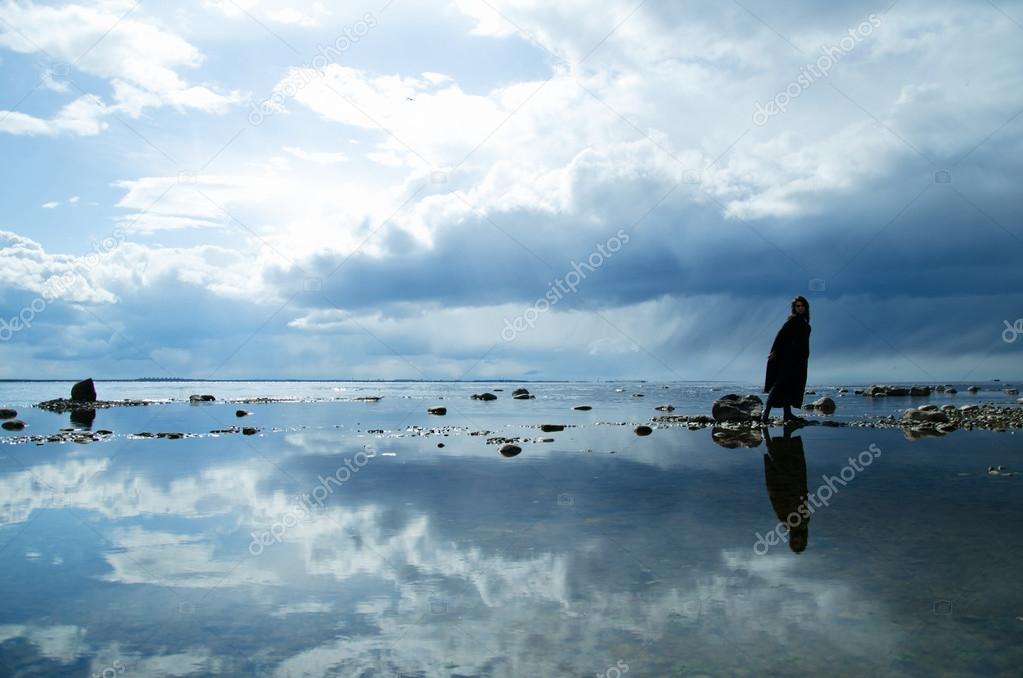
left=910, top=385, right=931, bottom=396
left=805, top=396, right=836, bottom=414
left=711, top=394, right=763, bottom=423
left=511, top=388, right=530, bottom=397
left=71, top=378, right=97, bottom=402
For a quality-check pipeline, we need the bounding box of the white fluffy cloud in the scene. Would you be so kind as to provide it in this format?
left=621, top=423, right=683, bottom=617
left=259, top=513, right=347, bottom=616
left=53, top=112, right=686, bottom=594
left=0, top=0, right=243, bottom=130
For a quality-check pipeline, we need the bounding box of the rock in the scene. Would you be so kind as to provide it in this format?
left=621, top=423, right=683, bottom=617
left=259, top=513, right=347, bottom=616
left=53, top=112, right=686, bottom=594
left=910, top=385, right=931, bottom=396
left=572, top=405, right=592, bottom=411
left=935, top=385, right=946, bottom=392
left=918, top=404, right=939, bottom=411
left=654, top=405, right=675, bottom=412
left=512, top=388, right=530, bottom=397
left=634, top=425, right=653, bottom=436
left=437, top=443, right=445, bottom=448
left=471, top=392, right=497, bottom=401
left=189, top=394, right=216, bottom=403
left=902, top=409, right=949, bottom=424
left=513, top=393, right=535, bottom=400
left=71, top=378, right=97, bottom=402
left=968, top=385, right=979, bottom=393
left=805, top=396, right=836, bottom=414
left=888, top=387, right=909, bottom=396
left=540, top=424, right=565, bottom=432
left=2, top=419, right=26, bottom=431
left=946, top=387, right=957, bottom=394
left=805, top=390, right=816, bottom=395
left=242, top=427, right=258, bottom=435
left=428, top=407, right=447, bottom=415
left=632, top=393, right=645, bottom=398
left=959, top=404, right=979, bottom=413
left=1007, top=388, right=1020, bottom=395
left=539, top=438, right=554, bottom=443
left=235, top=410, right=250, bottom=417
left=0, top=408, right=16, bottom=419
left=499, top=443, right=522, bottom=457
left=711, top=394, right=764, bottom=423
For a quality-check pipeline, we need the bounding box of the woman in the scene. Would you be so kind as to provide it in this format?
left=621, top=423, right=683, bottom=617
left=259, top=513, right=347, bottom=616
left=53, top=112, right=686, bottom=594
left=762, top=296, right=811, bottom=424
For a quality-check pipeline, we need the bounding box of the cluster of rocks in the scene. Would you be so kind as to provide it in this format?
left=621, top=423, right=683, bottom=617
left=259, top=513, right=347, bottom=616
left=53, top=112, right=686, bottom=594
left=899, top=404, right=1023, bottom=436
left=859, top=385, right=935, bottom=397
left=2, top=429, right=115, bottom=446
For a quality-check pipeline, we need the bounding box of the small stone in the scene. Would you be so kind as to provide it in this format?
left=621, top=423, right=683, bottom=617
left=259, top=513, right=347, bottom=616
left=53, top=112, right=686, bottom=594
left=242, top=427, right=258, bottom=435
left=634, top=425, right=653, bottom=436
left=428, top=407, right=447, bottom=415
left=572, top=405, right=592, bottom=411
left=235, top=409, right=250, bottom=417
left=540, top=424, right=565, bottom=432
left=2, top=419, right=26, bottom=431
left=471, top=392, right=497, bottom=401
left=0, top=408, right=17, bottom=419
left=654, top=405, right=675, bottom=412
left=499, top=444, right=522, bottom=457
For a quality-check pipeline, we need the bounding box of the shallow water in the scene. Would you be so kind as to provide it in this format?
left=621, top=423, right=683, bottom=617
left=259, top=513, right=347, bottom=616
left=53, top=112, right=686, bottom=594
left=1, top=382, right=1021, bottom=677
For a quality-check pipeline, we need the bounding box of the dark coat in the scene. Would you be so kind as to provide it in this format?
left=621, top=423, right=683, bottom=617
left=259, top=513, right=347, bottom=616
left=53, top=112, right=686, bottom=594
left=763, top=315, right=811, bottom=408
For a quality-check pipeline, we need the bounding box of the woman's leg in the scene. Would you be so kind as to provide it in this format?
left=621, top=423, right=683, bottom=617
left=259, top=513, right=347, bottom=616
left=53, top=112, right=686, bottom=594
left=762, top=388, right=776, bottom=422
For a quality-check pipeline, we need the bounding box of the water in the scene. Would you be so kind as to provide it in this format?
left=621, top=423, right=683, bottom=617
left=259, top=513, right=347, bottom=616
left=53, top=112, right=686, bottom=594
left=1, top=381, right=1021, bottom=676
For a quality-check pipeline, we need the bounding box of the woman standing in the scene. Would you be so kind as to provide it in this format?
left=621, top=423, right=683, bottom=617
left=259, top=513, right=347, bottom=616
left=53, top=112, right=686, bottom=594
left=762, top=296, right=811, bottom=424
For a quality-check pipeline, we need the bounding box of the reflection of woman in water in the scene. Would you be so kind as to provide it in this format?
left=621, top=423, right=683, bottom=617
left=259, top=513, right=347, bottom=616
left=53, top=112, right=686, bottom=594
left=763, top=427, right=810, bottom=553
left=762, top=296, right=811, bottom=424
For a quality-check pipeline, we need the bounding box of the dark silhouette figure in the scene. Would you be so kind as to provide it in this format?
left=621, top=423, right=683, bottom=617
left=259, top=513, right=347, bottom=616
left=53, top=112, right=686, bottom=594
left=763, top=427, right=810, bottom=553
left=762, top=296, right=811, bottom=423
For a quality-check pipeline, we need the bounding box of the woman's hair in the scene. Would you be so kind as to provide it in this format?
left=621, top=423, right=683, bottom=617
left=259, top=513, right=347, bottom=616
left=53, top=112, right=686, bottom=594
left=790, top=295, right=810, bottom=321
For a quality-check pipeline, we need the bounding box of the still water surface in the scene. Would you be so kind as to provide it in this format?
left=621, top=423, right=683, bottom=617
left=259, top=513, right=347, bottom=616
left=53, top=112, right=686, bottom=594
left=1, top=382, right=1020, bottom=676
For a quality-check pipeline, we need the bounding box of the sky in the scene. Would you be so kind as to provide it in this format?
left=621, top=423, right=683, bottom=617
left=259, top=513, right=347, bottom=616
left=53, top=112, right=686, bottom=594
left=0, top=0, right=1021, bottom=382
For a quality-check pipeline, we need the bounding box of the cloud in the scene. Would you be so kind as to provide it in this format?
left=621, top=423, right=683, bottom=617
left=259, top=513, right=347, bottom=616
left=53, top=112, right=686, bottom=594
left=0, top=0, right=243, bottom=128
left=0, top=94, right=108, bottom=136
left=281, top=145, right=348, bottom=164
